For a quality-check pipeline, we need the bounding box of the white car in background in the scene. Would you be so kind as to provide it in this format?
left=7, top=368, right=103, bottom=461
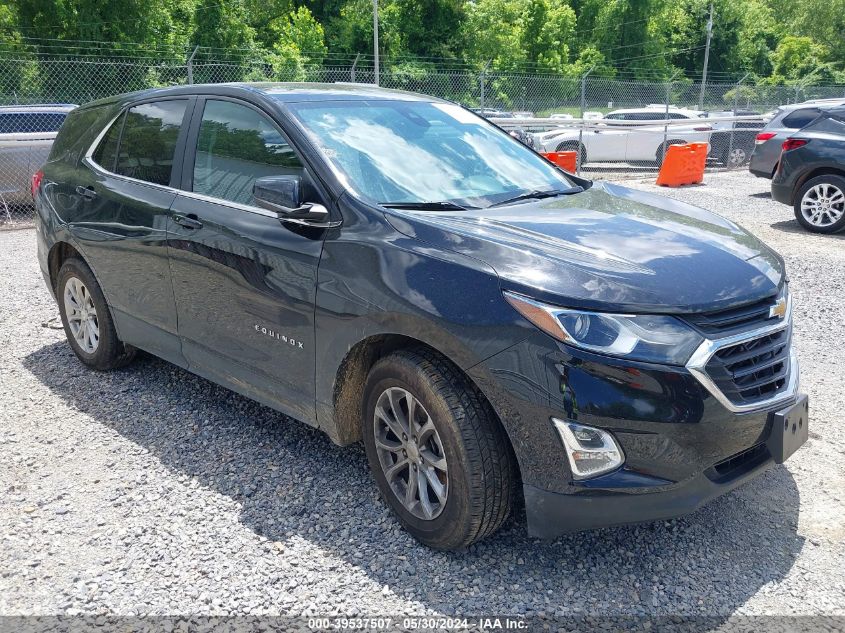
left=534, top=105, right=713, bottom=165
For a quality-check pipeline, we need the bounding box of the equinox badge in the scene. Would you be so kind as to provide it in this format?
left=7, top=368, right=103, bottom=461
left=254, top=324, right=304, bottom=349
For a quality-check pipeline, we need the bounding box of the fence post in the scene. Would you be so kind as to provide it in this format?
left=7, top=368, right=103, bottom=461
left=187, top=46, right=199, bottom=84
left=662, top=71, right=680, bottom=165
left=351, top=53, right=360, bottom=82
left=726, top=73, right=749, bottom=169
left=479, top=60, right=490, bottom=109
left=576, top=66, right=594, bottom=175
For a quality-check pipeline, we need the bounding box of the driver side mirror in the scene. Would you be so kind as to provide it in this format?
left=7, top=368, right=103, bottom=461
left=253, top=175, right=339, bottom=228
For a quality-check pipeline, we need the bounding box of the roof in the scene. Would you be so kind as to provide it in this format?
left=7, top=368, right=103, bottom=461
left=0, top=104, right=78, bottom=112
left=607, top=106, right=704, bottom=116
left=76, top=82, right=444, bottom=110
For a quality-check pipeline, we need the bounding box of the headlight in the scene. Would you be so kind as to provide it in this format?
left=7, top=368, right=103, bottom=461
left=504, top=291, right=704, bottom=365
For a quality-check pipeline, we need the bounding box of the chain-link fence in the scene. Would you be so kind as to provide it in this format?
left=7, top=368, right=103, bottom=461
left=2, top=50, right=845, bottom=227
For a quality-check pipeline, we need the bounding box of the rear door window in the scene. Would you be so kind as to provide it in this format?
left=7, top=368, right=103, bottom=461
left=782, top=108, right=820, bottom=129
left=92, top=112, right=125, bottom=172
left=115, top=100, right=188, bottom=186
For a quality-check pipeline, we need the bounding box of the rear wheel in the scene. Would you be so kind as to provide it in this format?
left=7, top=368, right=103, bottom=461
left=57, top=258, right=136, bottom=370
left=555, top=141, right=586, bottom=167
left=794, top=175, right=845, bottom=234
left=362, top=348, right=514, bottom=550
left=722, top=146, right=749, bottom=168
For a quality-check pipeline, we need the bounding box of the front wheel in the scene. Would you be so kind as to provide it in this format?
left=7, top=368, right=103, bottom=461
left=57, top=258, right=136, bottom=370
left=362, top=348, right=515, bottom=550
left=555, top=141, right=586, bottom=167
left=793, top=175, right=845, bottom=234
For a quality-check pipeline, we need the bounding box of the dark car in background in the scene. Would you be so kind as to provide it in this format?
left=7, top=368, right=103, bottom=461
left=706, top=109, right=764, bottom=167
left=771, top=106, right=845, bottom=233
left=749, top=99, right=845, bottom=179
left=34, top=83, right=807, bottom=549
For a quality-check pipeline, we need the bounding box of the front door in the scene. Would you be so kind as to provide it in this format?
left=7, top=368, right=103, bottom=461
left=167, top=97, right=327, bottom=423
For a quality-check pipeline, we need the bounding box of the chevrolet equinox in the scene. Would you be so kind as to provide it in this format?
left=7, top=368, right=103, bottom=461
left=33, top=84, right=808, bottom=550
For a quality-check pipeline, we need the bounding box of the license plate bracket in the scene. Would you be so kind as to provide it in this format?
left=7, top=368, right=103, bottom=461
left=767, top=394, right=809, bottom=464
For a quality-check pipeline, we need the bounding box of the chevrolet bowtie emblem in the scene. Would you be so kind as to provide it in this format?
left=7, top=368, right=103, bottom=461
left=769, top=297, right=787, bottom=319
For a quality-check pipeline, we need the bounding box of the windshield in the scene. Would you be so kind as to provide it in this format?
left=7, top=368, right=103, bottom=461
left=285, top=99, right=576, bottom=208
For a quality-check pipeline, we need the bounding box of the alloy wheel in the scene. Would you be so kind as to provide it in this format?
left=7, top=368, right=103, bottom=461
left=63, top=276, right=100, bottom=354
left=800, top=183, right=845, bottom=227
left=727, top=147, right=747, bottom=167
left=373, top=387, right=448, bottom=520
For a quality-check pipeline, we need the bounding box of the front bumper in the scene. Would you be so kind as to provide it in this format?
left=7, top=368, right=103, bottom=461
left=524, top=441, right=774, bottom=538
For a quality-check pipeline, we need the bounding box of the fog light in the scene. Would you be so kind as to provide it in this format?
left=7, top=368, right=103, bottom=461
left=552, top=418, right=625, bottom=480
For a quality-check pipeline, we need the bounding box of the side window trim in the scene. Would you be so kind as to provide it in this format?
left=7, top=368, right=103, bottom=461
left=179, top=95, right=311, bottom=210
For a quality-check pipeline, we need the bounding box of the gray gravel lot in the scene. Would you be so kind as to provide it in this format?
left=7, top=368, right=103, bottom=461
left=1, top=170, right=843, bottom=625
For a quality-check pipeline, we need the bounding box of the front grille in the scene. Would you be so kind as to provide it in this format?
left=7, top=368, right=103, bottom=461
left=704, top=328, right=791, bottom=406
left=685, top=294, right=780, bottom=334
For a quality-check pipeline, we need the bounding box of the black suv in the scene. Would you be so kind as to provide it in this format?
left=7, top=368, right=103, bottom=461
left=34, top=83, right=808, bottom=549
left=771, top=106, right=845, bottom=234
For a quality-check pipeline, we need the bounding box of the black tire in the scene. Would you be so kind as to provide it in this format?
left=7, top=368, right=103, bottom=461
left=555, top=141, right=586, bottom=167
left=362, top=348, right=515, bottom=550
left=793, top=175, right=845, bottom=234
left=56, top=257, right=136, bottom=370
left=655, top=139, right=686, bottom=167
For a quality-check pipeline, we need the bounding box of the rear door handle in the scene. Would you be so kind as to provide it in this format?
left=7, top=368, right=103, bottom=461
left=172, top=213, right=203, bottom=230
left=75, top=185, right=97, bottom=200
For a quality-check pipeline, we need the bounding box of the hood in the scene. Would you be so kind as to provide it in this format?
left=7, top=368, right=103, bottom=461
left=384, top=182, right=784, bottom=313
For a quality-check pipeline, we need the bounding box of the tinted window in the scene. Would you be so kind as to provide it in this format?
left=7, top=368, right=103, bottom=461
left=604, top=113, right=624, bottom=120
left=92, top=112, right=125, bottom=172
left=192, top=100, right=303, bottom=206
left=783, top=108, right=820, bottom=129
left=0, top=112, right=66, bottom=133
left=116, top=100, right=187, bottom=186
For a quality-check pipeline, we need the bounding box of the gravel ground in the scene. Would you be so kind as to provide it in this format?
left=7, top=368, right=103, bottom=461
left=1, top=170, right=844, bottom=627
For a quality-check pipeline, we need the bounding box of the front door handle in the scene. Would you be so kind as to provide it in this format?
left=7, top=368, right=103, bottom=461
left=75, top=185, right=97, bottom=200
left=172, top=213, right=203, bottom=230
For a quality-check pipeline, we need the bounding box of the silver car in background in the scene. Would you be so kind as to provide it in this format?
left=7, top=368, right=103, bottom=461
left=0, top=104, right=76, bottom=214
left=749, top=99, right=845, bottom=179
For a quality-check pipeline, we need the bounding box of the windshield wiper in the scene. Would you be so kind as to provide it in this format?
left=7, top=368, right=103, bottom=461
left=381, top=201, right=475, bottom=211
left=490, top=186, right=583, bottom=207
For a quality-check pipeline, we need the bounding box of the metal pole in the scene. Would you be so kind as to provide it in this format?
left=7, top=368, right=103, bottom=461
left=351, top=53, right=360, bottom=82
left=187, top=46, right=199, bottom=84
left=698, top=2, right=713, bottom=110
left=663, top=70, right=681, bottom=164
left=726, top=72, right=749, bottom=170
left=373, top=0, right=379, bottom=86
left=480, top=60, right=490, bottom=109
left=576, top=66, right=594, bottom=175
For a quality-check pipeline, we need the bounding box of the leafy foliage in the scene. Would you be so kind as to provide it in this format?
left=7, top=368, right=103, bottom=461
left=1, top=0, right=843, bottom=85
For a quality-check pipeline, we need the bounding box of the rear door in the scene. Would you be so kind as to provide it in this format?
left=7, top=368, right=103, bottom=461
left=167, top=96, right=329, bottom=423
left=67, top=98, right=192, bottom=366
